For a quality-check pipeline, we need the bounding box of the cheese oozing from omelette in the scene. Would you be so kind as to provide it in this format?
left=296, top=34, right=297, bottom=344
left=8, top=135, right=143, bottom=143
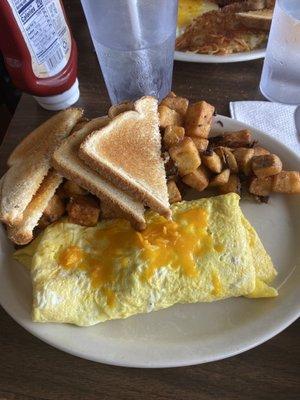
left=177, top=0, right=219, bottom=36
left=14, top=194, right=277, bottom=326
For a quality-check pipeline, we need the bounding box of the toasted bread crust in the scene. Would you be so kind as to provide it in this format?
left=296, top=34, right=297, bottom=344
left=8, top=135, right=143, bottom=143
left=108, top=102, right=134, bottom=118
left=79, top=96, right=171, bottom=218
left=52, top=117, right=146, bottom=230
left=7, top=108, right=83, bottom=166
left=7, top=170, right=63, bottom=245
left=0, top=153, right=49, bottom=225
left=78, top=151, right=170, bottom=220
left=1, top=109, right=83, bottom=226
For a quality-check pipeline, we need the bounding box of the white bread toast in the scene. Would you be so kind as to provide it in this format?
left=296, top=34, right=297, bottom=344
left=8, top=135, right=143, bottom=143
left=52, top=117, right=146, bottom=230
left=7, top=170, right=63, bottom=245
left=7, top=108, right=83, bottom=166
left=0, top=152, right=49, bottom=225
left=236, top=9, right=273, bottom=31
left=0, top=108, right=82, bottom=226
left=79, top=97, right=171, bottom=218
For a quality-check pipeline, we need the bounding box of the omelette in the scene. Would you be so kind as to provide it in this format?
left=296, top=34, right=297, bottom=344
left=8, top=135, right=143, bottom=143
left=14, top=194, right=277, bottom=326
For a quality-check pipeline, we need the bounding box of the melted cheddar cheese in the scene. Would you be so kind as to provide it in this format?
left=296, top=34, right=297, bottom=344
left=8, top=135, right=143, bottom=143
left=58, top=207, right=215, bottom=301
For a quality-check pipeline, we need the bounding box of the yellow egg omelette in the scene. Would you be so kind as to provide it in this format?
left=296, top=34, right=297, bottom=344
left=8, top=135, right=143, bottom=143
left=14, top=194, right=278, bottom=326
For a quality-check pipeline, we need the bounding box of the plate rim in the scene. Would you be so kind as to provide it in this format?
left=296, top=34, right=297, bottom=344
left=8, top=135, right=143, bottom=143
left=1, top=300, right=299, bottom=368
left=0, top=115, right=299, bottom=368
left=174, top=49, right=266, bottom=63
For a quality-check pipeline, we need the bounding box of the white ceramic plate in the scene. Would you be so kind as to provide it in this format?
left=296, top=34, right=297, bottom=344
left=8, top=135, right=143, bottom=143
left=0, top=116, right=299, bottom=368
left=174, top=48, right=266, bottom=63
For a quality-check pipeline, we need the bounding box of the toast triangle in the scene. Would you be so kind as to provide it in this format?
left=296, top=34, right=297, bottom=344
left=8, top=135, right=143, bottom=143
left=79, top=97, right=171, bottom=218
left=7, top=108, right=83, bottom=166
left=52, top=117, right=146, bottom=230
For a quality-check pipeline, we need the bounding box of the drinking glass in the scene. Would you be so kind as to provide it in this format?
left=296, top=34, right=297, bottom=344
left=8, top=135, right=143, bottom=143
left=260, top=0, right=300, bottom=105
left=81, top=0, right=178, bottom=104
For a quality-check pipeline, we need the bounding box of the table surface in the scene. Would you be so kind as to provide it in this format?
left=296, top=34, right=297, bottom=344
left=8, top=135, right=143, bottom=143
left=0, top=1, right=299, bottom=399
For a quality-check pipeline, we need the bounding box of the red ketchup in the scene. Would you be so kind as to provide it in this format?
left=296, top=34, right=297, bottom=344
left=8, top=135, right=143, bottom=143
left=0, top=0, right=79, bottom=110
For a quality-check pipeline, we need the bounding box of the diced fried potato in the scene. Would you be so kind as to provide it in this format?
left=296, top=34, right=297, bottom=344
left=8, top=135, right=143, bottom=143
left=67, top=195, right=100, bottom=226
left=201, top=149, right=222, bottom=173
left=233, top=148, right=254, bottom=175
left=185, top=101, right=215, bottom=138
left=43, top=194, right=65, bottom=219
left=108, top=101, right=134, bottom=118
left=253, top=146, right=270, bottom=157
left=55, top=185, right=68, bottom=200
left=158, top=105, right=184, bottom=128
left=182, top=166, right=209, bottom=192
left=167, top=180, right=182, bottom=204
left=191, top=137, right=209, bottom=152
left=169, top=137, right=201, bottom=176
left=215, top=147, right=238, bottom=173
left=252, top=154, right=282, bottom=178
left=164, top=156, right=178, bottom=179
left=249, top=176, right=274, bottom=196
left=163, top=126, right=185, bottom=149
left=211, top=130, right=252, bottom=148
left=218, top=174, right=241, bottom=194
left=273, top=171, right=300, bottom=194
left=209, top=169, right=230, bottom=187
left=101, top=201, right=127, bottom=220
left=63, top=180, right=88, bottom=197
left=161, top=96, right=189, bottom=116
left=38, top=194, right=65, bottom=229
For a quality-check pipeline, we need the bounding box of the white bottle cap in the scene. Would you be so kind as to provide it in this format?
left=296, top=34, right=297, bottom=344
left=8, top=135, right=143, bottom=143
left=34, top=79, right=80, bottom=110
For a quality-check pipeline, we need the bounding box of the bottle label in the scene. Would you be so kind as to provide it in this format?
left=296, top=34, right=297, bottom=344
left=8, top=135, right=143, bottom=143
left=8, top=0, right=72, bottom=78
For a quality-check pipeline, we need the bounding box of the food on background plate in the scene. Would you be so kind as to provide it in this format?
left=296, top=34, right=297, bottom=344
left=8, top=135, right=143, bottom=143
left=15, top=194, right=277, bottom=326
left=177, top=0, right=219, bottom=36
left=176, top=0, right=274, bottom=55
left=236, top=8, right=273, bottom=30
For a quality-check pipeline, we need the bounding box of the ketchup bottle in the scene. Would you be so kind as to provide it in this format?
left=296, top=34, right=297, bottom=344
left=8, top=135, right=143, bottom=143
left=0, top=0, right=79, bottom=110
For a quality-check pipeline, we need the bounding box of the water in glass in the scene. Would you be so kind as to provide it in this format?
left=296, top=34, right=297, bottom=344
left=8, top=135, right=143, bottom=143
left=260, top=0, right=300, bottom=104
left=81, top=0, right=178, bottom=104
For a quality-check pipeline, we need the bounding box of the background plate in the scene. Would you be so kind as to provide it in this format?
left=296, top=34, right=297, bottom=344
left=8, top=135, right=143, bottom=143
left=174, top=49, right=266, bottom=63
left=0, top=116, right=299, bottom=368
